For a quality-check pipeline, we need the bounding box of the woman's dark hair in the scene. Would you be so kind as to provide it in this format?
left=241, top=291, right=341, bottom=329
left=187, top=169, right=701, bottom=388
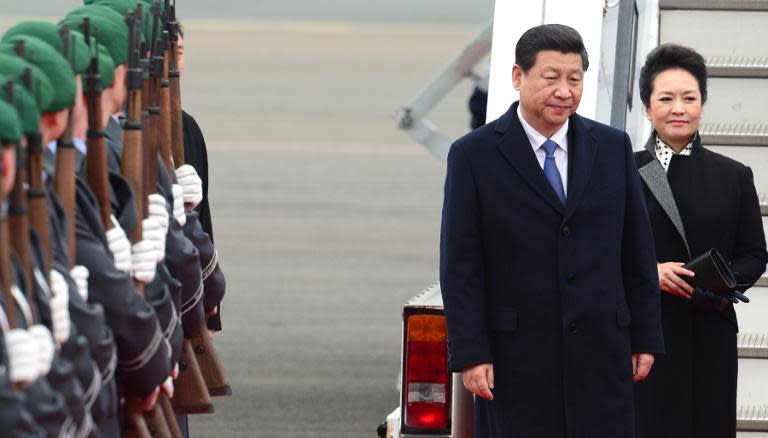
left=639, top=44, right=708, bottom=108
left=515, top=24, right=589, bottom=73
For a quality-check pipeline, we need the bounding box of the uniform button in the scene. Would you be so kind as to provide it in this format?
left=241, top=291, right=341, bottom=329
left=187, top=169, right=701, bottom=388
left=562, top=225, right=571, bottom=237
left=567, top=274, right=576, bottom=284
left=569, top=322, right=578, bottom=334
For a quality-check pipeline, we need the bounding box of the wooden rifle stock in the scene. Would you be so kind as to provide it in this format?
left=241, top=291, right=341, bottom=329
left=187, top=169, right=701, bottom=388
left=15, top=47, right=51, bottom=275
left=0, top=143, right=18, bottom=329
left=53, top=27, right=77, bottom=263
left=159, top=49, right=173, bottom=177
left=122, top=92, right=145, bottom=245
left=83, top=34, right=113, bottom=230
left=123, top=410, right=152, bottom=438
left=158, top=37, right=217, bottom=414
left=3, top=81, right=37, bottom=324
left=26, top=131, right=51, bottom=274
left=8, top=141, right=38, bottom=324
left=168, top=22, right=184, bottom=168
left=165, top=3, right=231, bottom=401
left=190, top=328, right=231, bottom=396
left=122, top=10, right=175, bottom=438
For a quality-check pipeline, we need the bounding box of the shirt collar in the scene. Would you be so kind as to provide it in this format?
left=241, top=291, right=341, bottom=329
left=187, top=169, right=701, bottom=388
left=47, top=137, right=87, bottom=155
left=655, top=136, right=692, bottom=158
left=517, top=105, right=569, bottom=151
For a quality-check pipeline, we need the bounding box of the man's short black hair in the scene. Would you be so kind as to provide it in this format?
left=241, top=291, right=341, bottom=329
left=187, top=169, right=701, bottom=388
left=639, top=44, right=708, bottom=108
left=515, top=24, right=589, bottom=73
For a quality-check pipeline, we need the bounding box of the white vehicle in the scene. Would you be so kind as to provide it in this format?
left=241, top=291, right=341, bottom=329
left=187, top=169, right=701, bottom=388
left=381, top=0, right=768, bottom=436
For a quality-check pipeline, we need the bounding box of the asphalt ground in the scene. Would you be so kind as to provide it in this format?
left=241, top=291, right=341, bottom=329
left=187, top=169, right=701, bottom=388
left=1, top=4, right=493, bottom=436
left=182, top=23, right=481, bottom=437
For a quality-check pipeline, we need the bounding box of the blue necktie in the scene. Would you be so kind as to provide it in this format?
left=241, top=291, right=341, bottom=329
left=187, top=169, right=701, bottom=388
left=541, top=139, right=566, bottom=204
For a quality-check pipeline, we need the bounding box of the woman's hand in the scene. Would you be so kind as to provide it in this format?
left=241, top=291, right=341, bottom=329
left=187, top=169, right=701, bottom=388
left=657, top=262, right=695, bottom=298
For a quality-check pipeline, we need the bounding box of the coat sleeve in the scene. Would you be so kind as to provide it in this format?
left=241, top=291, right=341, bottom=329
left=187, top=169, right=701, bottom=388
left=440, top=142, right=492, bottom=372
left=182, top=212, right=225, bottom=317
left=620, top=133, right=665, bottom=354
left=74, top=185, right=171, bottom=398
left=0, top=387, right=46, bottom=438
left=730, top=166, right=768, bottom=286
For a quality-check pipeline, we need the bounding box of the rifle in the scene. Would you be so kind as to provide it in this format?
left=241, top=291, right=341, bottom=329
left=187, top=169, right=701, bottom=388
left=21, top=68, right=52, bottom=277
left=142, top=7, right=183, bottom=435
left=0, top=126, right=18, bottom=333
left=120, top=10, right=170, bottom=438
left=53, top=26, right=78, bottom=263
left=3, top=80, right=38, bottom=325
left=82, top=18, right=113, bottom=230
left=165, top=0, right=231, bottom=403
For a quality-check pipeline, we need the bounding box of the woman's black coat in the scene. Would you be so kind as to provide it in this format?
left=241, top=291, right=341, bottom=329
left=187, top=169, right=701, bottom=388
left=634, top=133, right=768, bottom=438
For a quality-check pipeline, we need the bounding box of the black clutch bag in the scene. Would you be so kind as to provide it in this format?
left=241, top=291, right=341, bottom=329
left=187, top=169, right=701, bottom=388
left=683, top=248, right=749, bottom=299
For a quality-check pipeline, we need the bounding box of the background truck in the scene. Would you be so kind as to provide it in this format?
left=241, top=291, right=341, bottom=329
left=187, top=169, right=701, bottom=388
left=382, top=0, right=768, bottom=436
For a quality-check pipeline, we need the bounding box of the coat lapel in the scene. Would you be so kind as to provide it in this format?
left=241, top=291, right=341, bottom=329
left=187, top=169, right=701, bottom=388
left=638, top=135, right=691, bottom=257
left=495, top=103, right=565, bottom=215
left=563, top=115, right=598, bottom=221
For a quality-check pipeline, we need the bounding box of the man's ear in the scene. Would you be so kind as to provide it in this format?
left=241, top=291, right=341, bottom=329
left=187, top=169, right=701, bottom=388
left=512, top=64, right=523, bottom=91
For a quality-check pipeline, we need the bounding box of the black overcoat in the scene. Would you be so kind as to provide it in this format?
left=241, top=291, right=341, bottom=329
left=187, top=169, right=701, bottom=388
left=634, top=134, right=768, bottom=438
left=440, top=102, right=664, bottom=438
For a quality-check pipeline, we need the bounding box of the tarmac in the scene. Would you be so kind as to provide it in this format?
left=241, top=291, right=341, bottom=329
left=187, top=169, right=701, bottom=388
left=2, top=2, right=494, bottom=435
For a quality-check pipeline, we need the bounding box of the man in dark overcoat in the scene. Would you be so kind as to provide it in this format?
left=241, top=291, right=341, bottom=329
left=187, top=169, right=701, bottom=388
left=440, top=24, right=665, bottom=437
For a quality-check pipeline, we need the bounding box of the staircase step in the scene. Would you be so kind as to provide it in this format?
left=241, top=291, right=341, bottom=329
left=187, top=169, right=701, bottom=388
left=740, top=333, right=768, bottom=358
left=660, top=11, right=768, bottom=58
left=708, top=56, right=768, bottom=78
left=705, top=78, right=768, bottom=125
left=734, top=284, right=767, bottom=333
left=739, top=406, right=768, bottom=431
left=661, top=0, right=768, bottom=11
left=700, top=124, right=768, bottom=147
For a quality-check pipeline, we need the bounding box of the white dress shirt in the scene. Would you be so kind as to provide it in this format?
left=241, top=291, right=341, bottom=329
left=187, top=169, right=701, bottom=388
left=517, top=106, right=569, bottom=194
left=654, top=136, right=692, bottom=173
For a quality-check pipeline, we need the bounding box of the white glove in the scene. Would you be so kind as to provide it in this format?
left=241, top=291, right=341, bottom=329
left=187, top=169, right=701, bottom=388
left=175, top=164, right=203, bottom=209
left=29, top=325, right=55, bottom=378
left=106, top=215, right=132, bottom=272
left=161, top=376, right=174, bottom=398
left=5, top=329, right=39, bottom=384
left=131, top=239, right=157, bottom=283
left=49, top=270, right=71, bottom=345
left=171, top=184, right=186, bottom=226
left=148, top=194, right=170, bottom=236
left=70, top=265, right=90, bottom=302
left=142, top=217, right=165, bottom=262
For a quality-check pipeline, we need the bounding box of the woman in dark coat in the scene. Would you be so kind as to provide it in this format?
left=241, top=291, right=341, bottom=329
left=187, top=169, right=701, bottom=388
left=633, top=44, right=768, bottom=438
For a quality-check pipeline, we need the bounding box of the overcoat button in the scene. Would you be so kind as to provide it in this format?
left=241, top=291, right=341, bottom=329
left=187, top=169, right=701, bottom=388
left=569, top=322, right=578, bottom=333
left=562, top=225, right=571, bottom=236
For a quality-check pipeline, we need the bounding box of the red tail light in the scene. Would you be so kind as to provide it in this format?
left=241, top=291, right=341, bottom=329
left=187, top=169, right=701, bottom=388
left=403, top=314, right=450, bottom=432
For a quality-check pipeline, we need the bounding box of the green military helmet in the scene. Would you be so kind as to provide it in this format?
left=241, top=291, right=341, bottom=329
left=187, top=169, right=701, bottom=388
left=98, top=44, right=116, bottom=88
left=0, top=75, right=41, bottom=136
left=81, top=44, right=116, bottom=91
left=0, top=53, right=54, bottom=112
left=1, top=21, right=90, bottom=74
left=62, top=5, right=128, bottom=65
left=0, top=99, right=22, bottom=144
left=85, top=0, right=156, bottom=46
left=0, top=36, right=75, bottom=112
